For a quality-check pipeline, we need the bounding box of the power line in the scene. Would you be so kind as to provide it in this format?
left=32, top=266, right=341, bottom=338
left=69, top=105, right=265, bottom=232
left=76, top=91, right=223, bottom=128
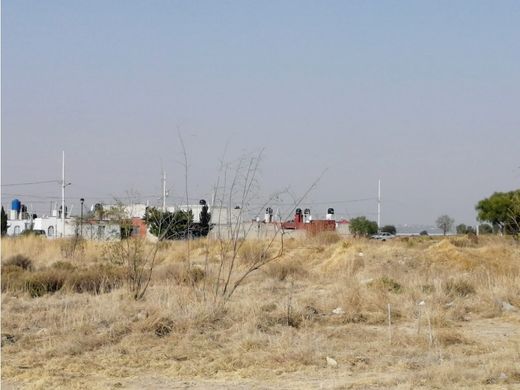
left=1, top=193, right=61, bottom=199
left=1, top=180, right=60, bottom=187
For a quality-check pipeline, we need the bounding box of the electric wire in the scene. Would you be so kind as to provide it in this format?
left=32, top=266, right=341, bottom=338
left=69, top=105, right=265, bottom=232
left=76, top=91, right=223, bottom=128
left=1, top=180, right=61, bottom=187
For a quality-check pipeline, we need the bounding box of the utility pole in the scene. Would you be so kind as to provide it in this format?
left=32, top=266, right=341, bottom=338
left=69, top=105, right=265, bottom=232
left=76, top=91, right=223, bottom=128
left=80, top=198, right=85, bottom=237
left=377, top=178, right=381, bottom=230
left=61, top=151, right=65, bottom=238
left=162, top=170, right=167, bottom=212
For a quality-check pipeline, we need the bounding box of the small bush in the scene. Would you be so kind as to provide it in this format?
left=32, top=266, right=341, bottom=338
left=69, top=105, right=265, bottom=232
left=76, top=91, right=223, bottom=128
left=65, top=265, right=125, bottom=293
left=24, top=270, right=67, bottom=297
left=3, top=254, right=33, bottom=271
left=154, top=317, right=174, bottom=337
left=2, top=261, right=124, bottom=296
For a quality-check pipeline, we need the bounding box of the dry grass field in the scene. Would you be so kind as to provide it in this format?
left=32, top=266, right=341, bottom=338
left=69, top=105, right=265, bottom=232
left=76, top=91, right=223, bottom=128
left=2, top=234, right=520, bottom=389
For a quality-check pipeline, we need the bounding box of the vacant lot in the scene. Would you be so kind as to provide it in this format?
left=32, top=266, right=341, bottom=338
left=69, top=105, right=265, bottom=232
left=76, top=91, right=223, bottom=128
left=2, top=234, right=520, bottom=389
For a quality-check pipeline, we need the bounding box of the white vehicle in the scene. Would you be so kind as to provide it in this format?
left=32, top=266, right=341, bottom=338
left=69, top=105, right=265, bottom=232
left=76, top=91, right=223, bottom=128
left=370, top=232, right=395, bottom=241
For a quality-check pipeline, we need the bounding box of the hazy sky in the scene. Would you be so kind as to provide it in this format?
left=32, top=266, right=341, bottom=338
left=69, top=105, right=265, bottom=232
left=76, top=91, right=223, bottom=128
left=2, top=1, right=519, bottom=225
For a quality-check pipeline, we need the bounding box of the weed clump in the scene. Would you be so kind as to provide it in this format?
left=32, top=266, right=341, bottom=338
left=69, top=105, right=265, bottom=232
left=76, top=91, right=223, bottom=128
left=65, top=265, right=125, bottom=293
left=369, top=276, right=403, bottom=293
left=154, top=317, right=174, bottom=337
left=1, top=265, right=26, bottom=292
left=60, top=237, right=86, bottom=259
left=265, top=259, right=307, bottom=281
left=52, top=261, right=76, bottom=271
left=239, top=240, right=268, bottom=264
left=24, top=270, right=67, bottom=297
left=310, top=231, right=341, bottom=246
left=2, top=263, right=125, bottom=297
left=444, top=278, right=475, bottom=297
left=164, top=263, right=205, bottom=285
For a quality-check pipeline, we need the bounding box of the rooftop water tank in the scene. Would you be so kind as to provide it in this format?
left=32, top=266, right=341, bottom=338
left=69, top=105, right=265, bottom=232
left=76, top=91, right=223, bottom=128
left=11, top=199, right=21, bottom=212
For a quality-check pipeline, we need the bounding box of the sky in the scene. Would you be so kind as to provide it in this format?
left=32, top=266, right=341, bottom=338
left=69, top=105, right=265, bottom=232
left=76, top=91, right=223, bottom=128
left=2, top=0, right=519, bottom=226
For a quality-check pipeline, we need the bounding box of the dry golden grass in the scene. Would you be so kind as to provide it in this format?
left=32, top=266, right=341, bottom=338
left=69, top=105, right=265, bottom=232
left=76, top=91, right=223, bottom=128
left=2, top=235, right=520, bottom=389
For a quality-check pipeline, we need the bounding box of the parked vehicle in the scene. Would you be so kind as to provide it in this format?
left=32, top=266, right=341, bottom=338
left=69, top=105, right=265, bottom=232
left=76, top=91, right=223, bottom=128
left=370, top=232, right=395, bottom=241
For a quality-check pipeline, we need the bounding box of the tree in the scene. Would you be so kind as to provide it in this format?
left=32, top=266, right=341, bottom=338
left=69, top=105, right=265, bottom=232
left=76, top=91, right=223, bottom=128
left=191, top=203, right=212, bottom=237
left=93, top=203, right=105, bottom=221
left=478, top=223, right=493, bottom=234
left=1, top=207, right=7, bottom=236
left=436, top=215, right=454, bottom=236
left=144, top=207, right=193, bottom=240
left=456, top=224, right=468, bottom=235
left=476, top=190, right=520, bottom=235
left=349, top=217, right=378, bottom=237
left=381, top=225, right=396, bottom=235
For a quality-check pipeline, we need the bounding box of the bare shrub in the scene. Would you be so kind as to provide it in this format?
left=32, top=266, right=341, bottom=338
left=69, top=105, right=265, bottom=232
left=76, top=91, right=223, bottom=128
left=104, top=238, right=158, bottom=300
left=60, top=236, right=86, bottom=259
left=3, top=254, right=33, bottom=271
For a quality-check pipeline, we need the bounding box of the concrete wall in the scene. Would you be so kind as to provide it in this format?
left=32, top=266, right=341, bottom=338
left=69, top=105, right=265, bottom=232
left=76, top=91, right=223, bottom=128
left=6, top=219, right=32, bottom=236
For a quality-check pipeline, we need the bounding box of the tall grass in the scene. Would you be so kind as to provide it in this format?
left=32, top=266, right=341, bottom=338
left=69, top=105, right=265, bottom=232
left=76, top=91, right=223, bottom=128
left=2, top=235, right=520, bottom=388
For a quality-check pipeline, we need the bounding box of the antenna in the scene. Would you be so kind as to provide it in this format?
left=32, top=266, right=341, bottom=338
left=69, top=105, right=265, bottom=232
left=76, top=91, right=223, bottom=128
left=377, top=179, right=381, bottom=229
